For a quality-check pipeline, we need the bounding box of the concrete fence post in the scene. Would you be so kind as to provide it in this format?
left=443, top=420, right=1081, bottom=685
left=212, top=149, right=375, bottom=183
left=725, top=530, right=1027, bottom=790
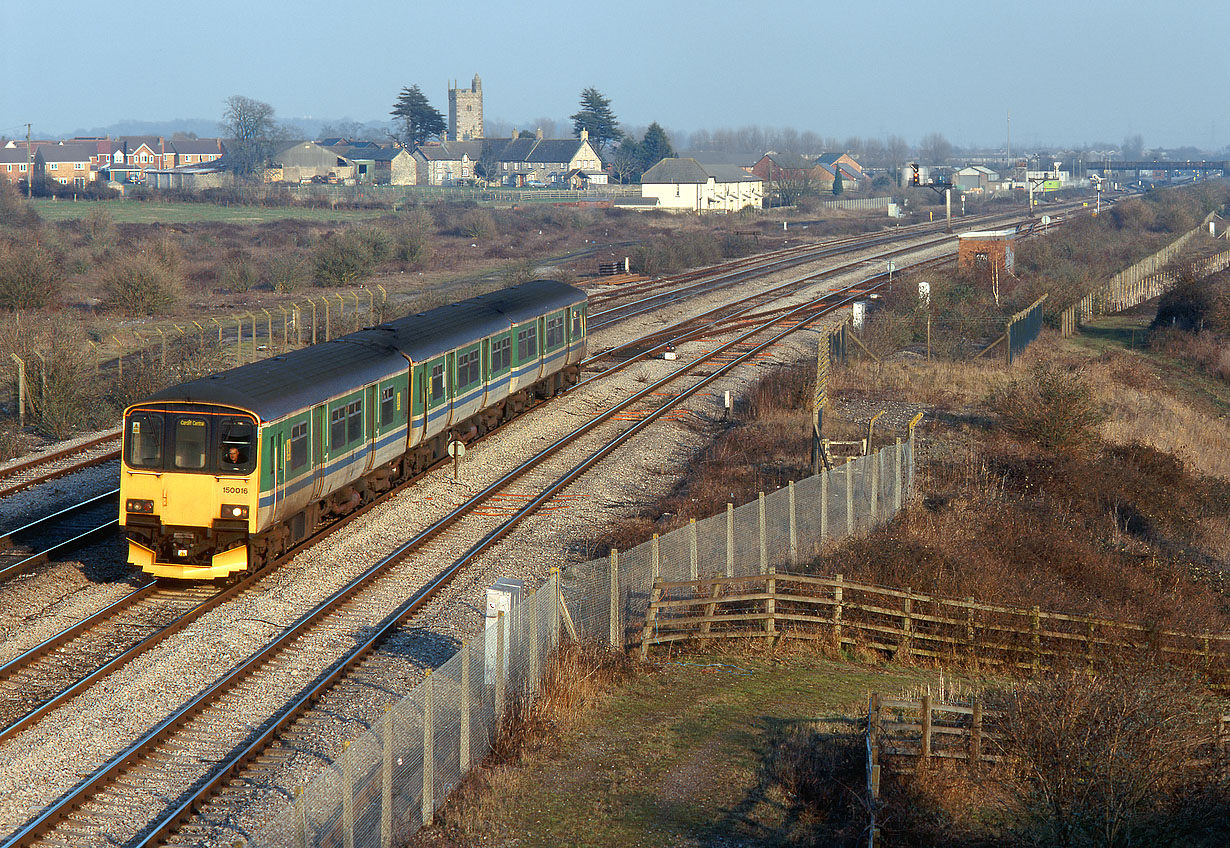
left=460, top=647, right=471, bottom=770
left=295, top=788, right=309, bottom=848
left=895, top=438, right=903, bottom=513
left=870, top=451, right=880, bottom=526
left=609, top=549, right=620, bottom=648
left=725, top=504, right=734, bottom=578
left=820, top=469, right=829, bottom=545
left=689, top=519, right=698, bottom=581
left=846, top=460, right=855, bottom=536
left=529, top=590, right=540, bottom=688
left=651, top=533, right=660, bottom=585
left=381, top=708, right=393, bottom=848
left=834, top=573, right=844, bottom=648
left=758, top=492, right=768, bottom=574
left=341, top=741, right=355, bottom=848
left=496, top=611, right=506, bottom=717
left=422, top=671, right=434, bottom=826
left=788, top=481, right=798, bottom=566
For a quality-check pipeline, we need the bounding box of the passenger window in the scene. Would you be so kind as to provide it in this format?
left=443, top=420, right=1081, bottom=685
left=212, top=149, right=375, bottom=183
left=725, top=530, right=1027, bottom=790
left=330, top=407, right=346, bottom=451
left=174, top=417, right=209, bottom=470
left=126, top=413, right=163, bottom=469
left=546, top=315, right=564, bottom=348
left=347, top=400, right=362, bottom=443
left=219, top=419, right=254, bottom=472
left=491, top=336, right=511, bottom=373
left=289, top=422, right=308, bottom=470
left=380, top=387, right=395, bottom=427
left=517, top=325, right=538, bottom=361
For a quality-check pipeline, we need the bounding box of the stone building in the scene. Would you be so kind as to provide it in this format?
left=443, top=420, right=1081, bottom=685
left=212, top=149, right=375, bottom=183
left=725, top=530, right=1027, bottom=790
left=448, top=75, right=483, bottom=141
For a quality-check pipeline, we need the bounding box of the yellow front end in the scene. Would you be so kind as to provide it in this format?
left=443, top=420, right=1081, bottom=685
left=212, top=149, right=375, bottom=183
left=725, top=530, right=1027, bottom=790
left=121, top=468, right=257, bottom=580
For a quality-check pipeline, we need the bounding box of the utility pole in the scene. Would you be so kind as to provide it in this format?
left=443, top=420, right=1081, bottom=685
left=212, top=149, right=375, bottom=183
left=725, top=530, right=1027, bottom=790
left=26, top=123, right=33, bottom=199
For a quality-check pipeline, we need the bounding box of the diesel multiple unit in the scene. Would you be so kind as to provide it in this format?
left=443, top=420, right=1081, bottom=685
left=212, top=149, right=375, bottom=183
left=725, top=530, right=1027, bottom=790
left=120, top=280, right=588, bottom=579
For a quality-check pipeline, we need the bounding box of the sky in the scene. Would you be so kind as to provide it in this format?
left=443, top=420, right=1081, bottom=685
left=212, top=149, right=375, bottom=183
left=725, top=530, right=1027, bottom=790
left=2, top=0, right=1226, bottom=152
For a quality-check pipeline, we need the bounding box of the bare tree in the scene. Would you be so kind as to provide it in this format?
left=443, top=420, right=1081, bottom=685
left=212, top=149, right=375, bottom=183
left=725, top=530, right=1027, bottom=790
left=884, top=134, right=909, bottom=181
left=918, top=132, right=953, bottom=165
left=799, top=130, right=819, bottom=155
left=220, top=95, right=281, bottom=176
left=1122, top=133, right=1145, bottom=160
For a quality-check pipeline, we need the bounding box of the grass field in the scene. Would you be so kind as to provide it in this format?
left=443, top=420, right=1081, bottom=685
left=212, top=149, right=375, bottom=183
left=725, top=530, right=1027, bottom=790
left=417, top=652, right=967, bottom=848
left=29, top=198, right=388, bottom=224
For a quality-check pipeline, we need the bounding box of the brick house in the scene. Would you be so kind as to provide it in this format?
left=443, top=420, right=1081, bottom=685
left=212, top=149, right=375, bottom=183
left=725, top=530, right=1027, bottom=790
left=0, top=147, right=33, bottom=186
left=35, top=142, right=99, bottom=187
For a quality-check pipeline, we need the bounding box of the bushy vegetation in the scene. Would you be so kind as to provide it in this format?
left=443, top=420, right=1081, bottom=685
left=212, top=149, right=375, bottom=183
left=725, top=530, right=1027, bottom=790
left=102, top=249, right=183, bottom=315
left=0, top=242, right=62, bottom=310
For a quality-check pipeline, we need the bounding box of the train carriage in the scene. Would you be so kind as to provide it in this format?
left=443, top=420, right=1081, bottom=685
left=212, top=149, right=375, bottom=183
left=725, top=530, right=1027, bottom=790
left=120, top=280, right=586, bottom=580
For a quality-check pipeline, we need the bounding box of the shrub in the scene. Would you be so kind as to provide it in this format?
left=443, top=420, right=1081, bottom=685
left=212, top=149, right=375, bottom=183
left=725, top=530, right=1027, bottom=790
left=392, top=207, right=433, bottom=265
left=81, top=205, right=117, bottom=250
left=264, top=251, right=307, bottom=292
left=0, top=180, right=39, bottom=228
left=460, top=209, right=497, bottom=240
left=992, top=670, right=1229, bottom=848
left=102, top=254, right=183, bottom=315
left=220, top=254, right=258, bottom=293
left=988, top=361, right=1104, bottom=452
left=0, top=242, right=62, bottom=309
left=312, top=229, right=375, bottom=286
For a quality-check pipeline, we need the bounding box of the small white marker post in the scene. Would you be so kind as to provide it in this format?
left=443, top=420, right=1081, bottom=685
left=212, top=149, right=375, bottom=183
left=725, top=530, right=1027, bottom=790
left=448, top=439, right=465, bottom=480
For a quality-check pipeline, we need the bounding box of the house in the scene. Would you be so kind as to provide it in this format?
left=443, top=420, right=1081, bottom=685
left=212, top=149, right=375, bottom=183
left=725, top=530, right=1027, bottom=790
left=412, top=143, right=474, bottom=185
left=34, top=142, right=99, bottom=187
left=268, top=141, right=356, bottom=183
left=169, top=138, right=225, bottom=167
left=815, top=152, right=863, bottom=177
left=636, top=158, right=763, bottom=212
left=751, top=152, right=818, bottom=183
left=496, top=129, right=603, bottom=186
left=565, top=169, right=607, bottom=190
left=330, top=144, right=416, bottom=185
left=0, top=147, right=33, bottom=186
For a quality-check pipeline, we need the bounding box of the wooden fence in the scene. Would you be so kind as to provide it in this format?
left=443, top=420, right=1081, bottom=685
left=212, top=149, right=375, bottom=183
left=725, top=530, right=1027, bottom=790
left=637, top=572, right=1230, bottom=686
left=866, top=694, right=1229, bottom=776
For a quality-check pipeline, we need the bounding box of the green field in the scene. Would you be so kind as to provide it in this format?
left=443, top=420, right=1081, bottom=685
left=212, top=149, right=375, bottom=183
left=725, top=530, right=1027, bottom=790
left=29, top=198, right=388, bottom=224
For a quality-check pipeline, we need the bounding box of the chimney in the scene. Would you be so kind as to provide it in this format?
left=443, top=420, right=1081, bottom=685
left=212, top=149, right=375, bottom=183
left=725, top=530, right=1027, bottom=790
left=536, top=127, right=543, bottom=140
left=580, top=129, right=589, bottom=141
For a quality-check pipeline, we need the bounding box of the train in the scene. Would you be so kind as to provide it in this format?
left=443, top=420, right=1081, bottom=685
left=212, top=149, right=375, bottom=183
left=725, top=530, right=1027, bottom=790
left=120, top=280, right=588, bottom=580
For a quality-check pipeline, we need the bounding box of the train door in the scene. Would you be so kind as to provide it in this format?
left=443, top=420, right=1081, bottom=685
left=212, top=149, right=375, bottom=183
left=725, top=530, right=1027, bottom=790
left=271, top=432, right=284, bottom=514
left=537, top=316, right=547, bottom=379
left=362, top=384, right=377, bottom=474
left=481, top=338, right=491, bottom=406
left=310, top=404, right=326, bottom=499
left=445, top=352, right=455, bottom=427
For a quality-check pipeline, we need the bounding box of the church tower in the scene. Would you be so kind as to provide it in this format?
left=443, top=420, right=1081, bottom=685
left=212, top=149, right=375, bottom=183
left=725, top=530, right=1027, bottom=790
left=448, top=74, right=483, bottom=141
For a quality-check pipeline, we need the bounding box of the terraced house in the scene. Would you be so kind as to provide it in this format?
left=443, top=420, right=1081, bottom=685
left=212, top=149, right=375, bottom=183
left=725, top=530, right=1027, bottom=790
left=0, top=147, right=32, bottom=186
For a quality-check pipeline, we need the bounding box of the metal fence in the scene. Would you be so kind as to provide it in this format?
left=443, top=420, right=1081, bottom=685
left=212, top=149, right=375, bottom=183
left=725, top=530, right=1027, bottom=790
left=1059, top=212, right=1221, bottom=336
left=279, top=184, right=641, bottom=206
left=819, top=196, right=892, bottom=211
left=1006, top=293, right=1047, bottom=364
left=254, top=436, right=916, bottom=848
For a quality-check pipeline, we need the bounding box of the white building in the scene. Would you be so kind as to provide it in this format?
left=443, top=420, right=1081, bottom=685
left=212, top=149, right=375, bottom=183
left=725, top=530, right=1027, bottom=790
left=636, top=158, right=762, bottom=212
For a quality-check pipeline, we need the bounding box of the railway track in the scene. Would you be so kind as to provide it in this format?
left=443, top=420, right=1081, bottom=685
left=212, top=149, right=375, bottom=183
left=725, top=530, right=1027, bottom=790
left=0, top=201, right=1097, bottom=841
left=0, top=432, right=121, bottom=500
left=0, top=269, right=891, bottom=848
left=0, top=490, right=119, bottom=581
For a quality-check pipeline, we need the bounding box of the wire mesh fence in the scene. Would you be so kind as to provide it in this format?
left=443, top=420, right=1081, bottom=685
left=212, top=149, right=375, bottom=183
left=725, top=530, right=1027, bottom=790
left=254, top=436, right=914, bottom=848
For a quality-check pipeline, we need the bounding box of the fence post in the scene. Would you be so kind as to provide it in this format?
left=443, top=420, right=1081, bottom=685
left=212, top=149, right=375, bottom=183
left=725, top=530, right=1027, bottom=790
left=310, top=300, right=318, bottom=344
left=902, top=589, right=913, bottom=659
left=966, top=597, right=976, bottom=659
left=235, top=318, right=243, bottom=366
left=788, top=481, right=798, bottom=566
left=341, top=741, right=355, bottom=848
left=496, top=611, right=506, bottom=717
left=529, top=588, right=540, bottom=687
left=895, top=438, right=903, bottom=513
left=550, top=567, right=561, bottom=647
left=609, top=549, right=620, bottom=648
left=324, top=297, right=332, bottom=340
left=870, top=452, right=879, bottom=527
left=1086, top=619, right=1096, bottom=672
left=295, top=787, right=309, bottom=848
left=970, top=699, right=982, bottom=774
left=725, top=503, right=734, bottom=578
left=689, top=519, right=698, bottom=581
left=9, top=355, right=25, bottom=429
left=846, top=459, right=855, bottom=536
left=1031, top=606, right=1041, bottom=672
left=651, top=533, right=660, bottom=585
left=820, top=469, right=829, bottom=545
left=422, top=671, right=434, bottom=826
left=921, top=693, right=932, bottom=765
left=460, top=646, right=471, bottom=770
left=381, top=708, right=393, bottom=848
left=834, top=573, right=844, bottom=649
left=758, top=492, right=768, bottom=575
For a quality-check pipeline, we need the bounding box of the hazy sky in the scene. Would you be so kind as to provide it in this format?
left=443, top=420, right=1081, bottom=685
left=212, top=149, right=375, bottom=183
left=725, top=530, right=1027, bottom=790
left=2, top=0, right=1225, bottom=151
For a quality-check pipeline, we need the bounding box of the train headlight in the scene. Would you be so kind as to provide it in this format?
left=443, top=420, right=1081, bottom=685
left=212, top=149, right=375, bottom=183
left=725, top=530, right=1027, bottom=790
left=221, top=504, right=249, bottom=520
left=126, top=499, right=154, bottom=513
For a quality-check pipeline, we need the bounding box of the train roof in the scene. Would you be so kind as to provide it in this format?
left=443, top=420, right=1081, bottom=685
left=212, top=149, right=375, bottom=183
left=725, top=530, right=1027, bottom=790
left=135, top=280, right=586, bottom=423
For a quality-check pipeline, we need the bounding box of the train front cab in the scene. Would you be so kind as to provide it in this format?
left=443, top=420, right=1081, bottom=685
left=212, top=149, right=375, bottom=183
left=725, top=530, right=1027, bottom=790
left=120, top=403, right=259, bottom=579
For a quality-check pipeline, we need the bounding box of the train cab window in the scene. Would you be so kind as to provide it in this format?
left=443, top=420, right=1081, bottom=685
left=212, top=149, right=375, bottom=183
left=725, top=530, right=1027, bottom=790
left=126, top=413, right=163, bottom=469
left=289, top=422, right=308, bottom=470
left=347, top=400, right=362, bottom=443
left=218, top=420, right=254, bottom=473
left=430, top=363, right=445, bottom=404
left=516, top=325, right=538, bottom=361
left=173, top=417, right=209, bottom=470
left=491, top=336, right=511, bottom=373
left=380, top=387, right=395, bottom=427
left=572, top=309, right=583, bottom=339
left=330, top=407, right=346, bottom=451
left=545, top=315, right=564, bottom=349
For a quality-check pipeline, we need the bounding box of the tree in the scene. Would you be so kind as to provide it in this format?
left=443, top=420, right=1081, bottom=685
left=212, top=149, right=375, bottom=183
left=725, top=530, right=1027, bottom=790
left=919, top=132, right=953, bottom=165
left=570, top=87, right=621, bottom=153
left=638, top=123, right=675, bottom=171
left=610, top=138, right=642, bottom=184
left=832, top=169, right=844, bottom=196
left=1122, top=133, right=1145, bottom=160
left=390, top=86, right=445, bottom=148
left=884, top=134, right=910, bottom=183
left=220, top=95, right=282, bottom=176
